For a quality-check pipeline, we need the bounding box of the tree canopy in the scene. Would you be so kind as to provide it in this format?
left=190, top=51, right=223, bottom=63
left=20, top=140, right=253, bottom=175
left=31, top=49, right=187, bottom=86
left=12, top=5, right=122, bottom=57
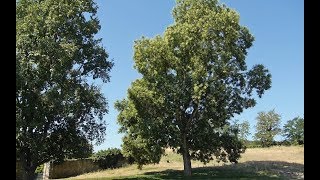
left=254, top=109, right=281, bottom=147
left=231, top=120, right=251, bottom=143
left=116, top=0, right=271, bottom=176
left=16, top=0, right=113, bottom=179
left=283, top=117, right=304, bottom=145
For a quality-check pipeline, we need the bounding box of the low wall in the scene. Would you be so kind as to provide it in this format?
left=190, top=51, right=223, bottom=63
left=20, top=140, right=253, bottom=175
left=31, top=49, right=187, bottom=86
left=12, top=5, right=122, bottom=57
left=16, top=161, right=23, bottom=180
left=43, top=159, right=100, bottom=179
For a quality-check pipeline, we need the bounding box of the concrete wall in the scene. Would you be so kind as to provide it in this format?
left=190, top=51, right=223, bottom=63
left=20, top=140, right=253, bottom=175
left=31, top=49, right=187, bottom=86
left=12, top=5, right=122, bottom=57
left=43, top=159, right=99, bottom=179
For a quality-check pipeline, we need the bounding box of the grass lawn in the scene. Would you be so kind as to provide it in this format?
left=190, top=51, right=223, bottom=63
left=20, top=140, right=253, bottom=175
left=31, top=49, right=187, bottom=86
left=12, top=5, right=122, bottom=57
left=65, top=146, right=304, bottom=180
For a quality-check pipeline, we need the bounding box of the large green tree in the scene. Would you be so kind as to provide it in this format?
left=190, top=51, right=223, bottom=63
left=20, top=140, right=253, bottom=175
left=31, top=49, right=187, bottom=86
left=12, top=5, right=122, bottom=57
left=16, top=0, right=113, bottom=179
left=254, top=110, right=281, bottom=147
left=116, top=0, right=271, bottom=176
left=283, top=117, right=304, bottom=145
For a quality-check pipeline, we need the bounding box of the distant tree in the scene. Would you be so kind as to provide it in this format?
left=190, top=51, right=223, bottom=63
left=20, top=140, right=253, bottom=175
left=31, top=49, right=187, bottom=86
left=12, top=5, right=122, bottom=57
left=254, top=110, right=281, bottom=147
left=16, top=0, right=113, bottom=179
left=239, top=121, right=251, bottom=142
left=232, top=120, right=251, bottom=143
left=283, top=117, right=304, bottom=145
left=116, top=0, right=271, bottom=176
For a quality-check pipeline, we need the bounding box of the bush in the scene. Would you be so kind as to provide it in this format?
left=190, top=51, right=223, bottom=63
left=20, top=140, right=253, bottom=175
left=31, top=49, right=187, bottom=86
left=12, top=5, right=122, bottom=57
left=245, top=140, right=262, bottom=148
left=278, top=140, right=291, bottom=146
left=35, top=164, right=44, bottom=174
left=92, top=148, right=125, bottom=169
left=126, top=155, right=135, bottom=165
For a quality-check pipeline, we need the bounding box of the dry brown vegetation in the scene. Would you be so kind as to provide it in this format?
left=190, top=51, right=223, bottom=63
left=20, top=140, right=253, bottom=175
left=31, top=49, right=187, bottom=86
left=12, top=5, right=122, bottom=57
left=239, top=146, right=304, bottom=164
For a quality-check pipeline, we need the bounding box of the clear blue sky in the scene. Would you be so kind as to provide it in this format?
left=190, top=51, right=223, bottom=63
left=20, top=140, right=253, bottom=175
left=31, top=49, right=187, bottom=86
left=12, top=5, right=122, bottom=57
left=93, top=0, right=304, bottom=152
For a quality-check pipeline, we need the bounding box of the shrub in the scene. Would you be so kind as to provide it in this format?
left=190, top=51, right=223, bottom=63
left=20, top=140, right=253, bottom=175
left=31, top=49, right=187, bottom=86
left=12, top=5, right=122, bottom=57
left=35, top=164, right=44, bottom=174
left=245, top=140, right=262, bottom=148
left=92, top=148, right=125, bottom=169
left=278, top=140, right=291, bottom=146
left=126, top=155, right=135, bottom=164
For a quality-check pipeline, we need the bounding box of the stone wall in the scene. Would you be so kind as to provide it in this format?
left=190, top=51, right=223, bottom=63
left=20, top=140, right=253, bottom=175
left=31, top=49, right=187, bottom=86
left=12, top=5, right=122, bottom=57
left=43, top=159, right=99, bottom=179
left=16, top=161, right=23, bottom=180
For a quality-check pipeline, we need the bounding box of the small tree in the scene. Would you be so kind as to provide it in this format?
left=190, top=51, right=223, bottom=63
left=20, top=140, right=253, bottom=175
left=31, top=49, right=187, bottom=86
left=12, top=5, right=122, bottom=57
left=283, top=117, right=304, bottom=145
left=116, top=0, right=271, bottom=176
left=254, top=110, right=281, bottom=147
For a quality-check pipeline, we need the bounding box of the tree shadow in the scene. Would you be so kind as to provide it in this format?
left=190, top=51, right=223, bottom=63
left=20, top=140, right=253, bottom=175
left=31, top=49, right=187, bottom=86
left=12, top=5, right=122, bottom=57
left=113, top=161, right=304, bottom=180
left=238, top=161, right=304, bottom=179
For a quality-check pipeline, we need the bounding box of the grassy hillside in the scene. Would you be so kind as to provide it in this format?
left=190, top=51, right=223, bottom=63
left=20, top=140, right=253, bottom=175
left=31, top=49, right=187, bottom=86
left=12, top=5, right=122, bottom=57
left=66, top=146, right=304, bottom=179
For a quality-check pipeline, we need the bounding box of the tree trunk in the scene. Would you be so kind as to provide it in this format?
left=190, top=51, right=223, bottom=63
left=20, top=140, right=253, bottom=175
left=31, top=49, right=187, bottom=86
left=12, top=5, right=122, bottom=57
left=22, top=165, right=36, bottom=180
left=20, top=151, right=37, bottom=180
left=182, top=133, right=192, bottom=176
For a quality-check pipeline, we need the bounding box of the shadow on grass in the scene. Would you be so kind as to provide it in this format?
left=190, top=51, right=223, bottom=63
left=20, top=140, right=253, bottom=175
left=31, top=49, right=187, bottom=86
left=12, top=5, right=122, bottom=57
left=113, top=161, right=304, bottom=180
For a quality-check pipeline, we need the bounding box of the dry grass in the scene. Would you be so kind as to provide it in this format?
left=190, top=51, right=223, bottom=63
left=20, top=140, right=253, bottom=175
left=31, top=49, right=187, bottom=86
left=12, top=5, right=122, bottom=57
left=66, top=146, right=304, bottom=179
left=239, top=146, right=304, bottom=164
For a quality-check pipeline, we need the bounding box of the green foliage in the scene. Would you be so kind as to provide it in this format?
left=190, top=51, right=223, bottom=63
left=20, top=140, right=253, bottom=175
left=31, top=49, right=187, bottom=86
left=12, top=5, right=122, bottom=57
left=121, top=134, right=163, bottom=170
left=244, top=140, right=291, bottom=148
left=115, top=100, right=164, bottom=169
left=283, top=117, right=304, bottom=145
left=16, top=0, right=113, bottom=178
left=278, top=140, right=292, bottom=146
left=35, top=164, right=44, bottom=174
left=231, top=120, right=251, bottom=143
left=53, top=137, right=94, bottom=164
left=244, top=140, right=262, bottom=148
left=254, top=110, right=281, bottom=147
left=92, top=148, right=125, bottom=169
left=116, top=0, right=271, bottom=174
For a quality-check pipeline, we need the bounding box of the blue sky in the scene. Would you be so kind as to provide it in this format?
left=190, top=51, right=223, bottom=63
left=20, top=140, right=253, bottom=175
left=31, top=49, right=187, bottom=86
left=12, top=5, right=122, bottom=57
left=93, top=0, right=304, bottom=152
